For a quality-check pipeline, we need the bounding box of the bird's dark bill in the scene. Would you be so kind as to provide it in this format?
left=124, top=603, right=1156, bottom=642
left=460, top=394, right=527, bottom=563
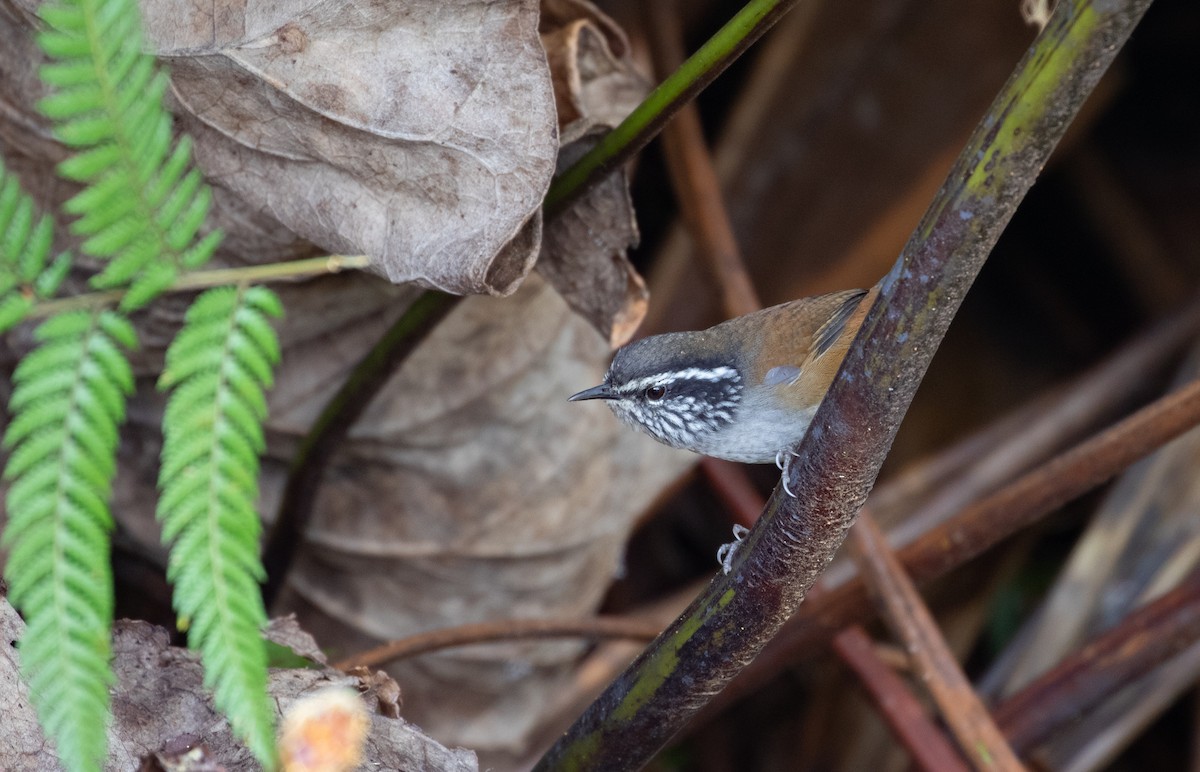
left=568, top=384, right=616, bottom=402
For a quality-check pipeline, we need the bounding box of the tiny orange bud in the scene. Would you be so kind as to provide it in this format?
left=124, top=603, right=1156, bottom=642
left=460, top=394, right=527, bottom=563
left=279, top=687, right=370, bottom=772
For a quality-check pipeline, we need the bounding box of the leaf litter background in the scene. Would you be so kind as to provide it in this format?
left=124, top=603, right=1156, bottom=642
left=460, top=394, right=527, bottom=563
left=3, top=0, right=1200, bottom=770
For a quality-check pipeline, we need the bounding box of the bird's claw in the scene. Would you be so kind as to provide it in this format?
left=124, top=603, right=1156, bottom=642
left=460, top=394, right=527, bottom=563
left=717, top=524, right=751, bottom=575
left=779, top=449, right=800, bottom=498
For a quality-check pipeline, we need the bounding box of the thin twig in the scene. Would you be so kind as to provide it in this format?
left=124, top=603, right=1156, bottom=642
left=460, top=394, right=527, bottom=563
left=333, top=617, right=664, bottom=671
left=648, top=0, right=763, bottom=318
left=820, top=292, right=1200, bottom=591
left=896, top=377, right=1200, bottom=596
left=544, top=0, right=802, bottom=218
left=1045, top=643, right=1200, bottom=771
left=28, top=254, right=372, bottom=318
left=875, top=294, right=1200, bottom=538
left=851, top=514, right=1026, bottom=770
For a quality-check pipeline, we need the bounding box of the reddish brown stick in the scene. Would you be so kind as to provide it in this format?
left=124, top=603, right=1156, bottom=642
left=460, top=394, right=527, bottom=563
left=832, top=626, right=971, bottom=772
left=851, top=514, right=1027, bottom=770
left=334, top=617, right=663, bottom=671
left=648, top=1, right=763, bottom=319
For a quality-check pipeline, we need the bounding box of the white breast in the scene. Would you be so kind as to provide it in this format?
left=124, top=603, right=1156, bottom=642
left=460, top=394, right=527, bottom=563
left=690, top=396, right=817, bottom=464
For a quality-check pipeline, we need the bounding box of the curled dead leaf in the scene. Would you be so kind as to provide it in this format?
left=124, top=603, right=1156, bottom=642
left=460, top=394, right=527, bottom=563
left=537, top=1, right=652, bottom=346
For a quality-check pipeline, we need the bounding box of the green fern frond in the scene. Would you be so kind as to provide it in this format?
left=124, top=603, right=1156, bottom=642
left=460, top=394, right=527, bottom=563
left=36, top=0, right=221, bottom=311
left=2, top=309, right=137, bottom=772
left=158, top=285, right=283, bottom=767
left=0, top=158, right=72, bottom=332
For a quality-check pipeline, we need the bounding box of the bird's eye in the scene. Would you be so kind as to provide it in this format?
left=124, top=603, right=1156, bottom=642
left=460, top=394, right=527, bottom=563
left=645, top=385, right=667, bottom=401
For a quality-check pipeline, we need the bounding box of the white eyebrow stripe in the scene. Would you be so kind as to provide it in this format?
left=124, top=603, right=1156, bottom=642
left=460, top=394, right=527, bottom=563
left=617, top=366, right=739, bottom=394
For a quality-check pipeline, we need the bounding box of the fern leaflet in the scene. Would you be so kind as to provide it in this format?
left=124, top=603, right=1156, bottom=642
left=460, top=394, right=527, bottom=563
left=0, top=158, right=71, bottom=332
left=36, top=0, right=221, bottom=310
left=2, top=309, right=136, bottom=772
left=158, top=285, right=283, bottom=767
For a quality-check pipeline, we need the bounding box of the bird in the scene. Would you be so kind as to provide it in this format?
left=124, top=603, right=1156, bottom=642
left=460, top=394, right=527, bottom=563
left=569, top=289, right=871, bottom=494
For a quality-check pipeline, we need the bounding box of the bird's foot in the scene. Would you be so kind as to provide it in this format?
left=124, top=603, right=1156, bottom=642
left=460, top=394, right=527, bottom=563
left=717, top=524, right=751, bottom=575
left=779, top=449, right=801, bottom=498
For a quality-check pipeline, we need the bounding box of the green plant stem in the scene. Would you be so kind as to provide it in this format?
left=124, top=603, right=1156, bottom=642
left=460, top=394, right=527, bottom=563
left=261, top=289, right=461, bottom=609
left=28, top=254, right=371, bottom=318
left=542, top=0, right=800, bottom=218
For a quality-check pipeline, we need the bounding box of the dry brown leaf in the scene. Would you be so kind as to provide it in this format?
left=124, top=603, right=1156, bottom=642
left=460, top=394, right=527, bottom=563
left=540, top=0, right=645, bottom=129
left=97, top=270, right=687, bottom=768
left=143, top=0, right=557, bottom=296
left=0, top=597, right=59, bottom=770
left=266, top=614, right=329, bottom=666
